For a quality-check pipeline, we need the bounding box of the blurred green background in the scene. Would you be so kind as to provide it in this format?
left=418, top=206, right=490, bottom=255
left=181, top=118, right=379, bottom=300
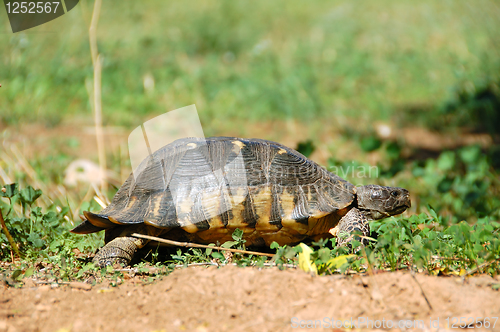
left=0, top=0, right=499, bottom=224
left=2, top=0, right=499, bottom=127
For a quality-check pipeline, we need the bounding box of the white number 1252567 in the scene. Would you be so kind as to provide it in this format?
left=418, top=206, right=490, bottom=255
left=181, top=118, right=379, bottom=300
left=6, top=2, right=60, bottom=14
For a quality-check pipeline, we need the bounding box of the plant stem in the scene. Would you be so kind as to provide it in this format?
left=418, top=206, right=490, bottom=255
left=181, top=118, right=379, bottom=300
left=0, top=207, right=22, bottom=259
left=89, top=0, right=107, bottom=196
left=131, top=233, right=275, bottom=258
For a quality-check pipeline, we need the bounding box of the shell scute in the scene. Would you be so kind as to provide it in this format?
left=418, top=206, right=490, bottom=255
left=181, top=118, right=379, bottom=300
left=80, top=137, right=356, bottom=244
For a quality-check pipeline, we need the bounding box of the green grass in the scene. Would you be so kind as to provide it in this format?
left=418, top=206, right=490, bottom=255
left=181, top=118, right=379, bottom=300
left=1, top=0, right=499, bottom=128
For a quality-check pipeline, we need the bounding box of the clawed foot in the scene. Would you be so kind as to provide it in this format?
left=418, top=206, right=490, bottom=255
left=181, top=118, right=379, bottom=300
left=92, top=237, right=139, bottom=268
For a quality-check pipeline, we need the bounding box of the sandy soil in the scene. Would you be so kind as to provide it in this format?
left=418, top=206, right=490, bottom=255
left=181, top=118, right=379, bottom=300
left=2, top=266, right=500, bottom=332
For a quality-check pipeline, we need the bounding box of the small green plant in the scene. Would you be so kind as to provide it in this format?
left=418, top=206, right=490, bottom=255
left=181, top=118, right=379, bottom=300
left=0, top=183, right=101, bottom=259
left=410, top=145, right=500, bottom=222
left=0, top=183, right=107, bottom=286
left=295, top=211, right=500, bottom=277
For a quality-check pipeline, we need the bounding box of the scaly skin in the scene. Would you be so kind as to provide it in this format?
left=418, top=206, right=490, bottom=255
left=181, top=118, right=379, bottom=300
left=92, top=237, right=144, bottom=267
left=333, top=186, right=411, bottom=248
left=333, top=208, right=369, bottom=247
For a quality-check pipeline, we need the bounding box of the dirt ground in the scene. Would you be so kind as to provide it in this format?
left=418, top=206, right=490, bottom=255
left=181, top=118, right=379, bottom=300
left=2, top=266, right=500, bottom=332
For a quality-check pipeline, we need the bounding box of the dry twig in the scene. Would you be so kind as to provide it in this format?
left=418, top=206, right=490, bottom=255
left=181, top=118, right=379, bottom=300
left=131, top=233, right=275, bottom=258
left=410, top=271, right=433, bottom=311
left=89, top=0, right=107, bottom=195
left=431, top=255, right=470, bottom=262
left=465, top=258, right=500, bottom=276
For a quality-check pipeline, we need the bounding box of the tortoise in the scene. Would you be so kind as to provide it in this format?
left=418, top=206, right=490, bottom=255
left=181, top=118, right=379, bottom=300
left=71, top=137, right=411, bottom=267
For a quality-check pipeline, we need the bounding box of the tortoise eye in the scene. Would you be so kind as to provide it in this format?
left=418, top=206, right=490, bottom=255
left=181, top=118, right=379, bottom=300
left=391, top=191, right=399, bottom=197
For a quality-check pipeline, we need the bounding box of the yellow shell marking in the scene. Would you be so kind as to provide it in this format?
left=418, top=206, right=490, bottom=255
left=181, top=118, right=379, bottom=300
left=187, top=143, right=197, bottom=148
left=150, top=194, right=163, bottom=217
left=126, top=196, right=138, bottom=209
left=229, top=187, right=247, bottom=206
left=253, top=186, right=278, bottom=232
left=176, top=195, right=194, bottom=228
left=231, top=140, right=245, bottom=155
left=231, top=140, right=245, bottom=149
left=279, top=189, right=295, bottom=221
left=226, top=187, right=248, bottom=228
left=201, top=190, right=223, bottom=223
left=280, top=189, right=309, bottom=235
left=143, top=193, right=171, bottom=227
left=177, top=196, right=193, bottom=215
left=278, top=148, right=287, bottom=154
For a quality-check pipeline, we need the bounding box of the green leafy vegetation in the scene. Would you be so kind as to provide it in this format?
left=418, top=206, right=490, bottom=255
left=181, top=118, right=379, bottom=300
left=286, top=210, right=499, bottom=277
left=1, top=184, right=101, bottom=257
left=1, top=0, right=499, bottom=128
left=367, top=212, right=499, bottom=276
left=1, top=0, right=500, bottom=286
left=0, top=184, right=104, bottom=286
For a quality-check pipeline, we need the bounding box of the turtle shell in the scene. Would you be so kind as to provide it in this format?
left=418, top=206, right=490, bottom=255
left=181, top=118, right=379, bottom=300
left=76, top=137, right=356, bottom=246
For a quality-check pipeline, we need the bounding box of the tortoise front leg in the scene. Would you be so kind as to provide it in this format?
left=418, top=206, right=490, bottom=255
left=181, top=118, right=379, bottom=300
left=93, top=236, right=147, bottom=267
left=331, top=208, right=369, bottom=247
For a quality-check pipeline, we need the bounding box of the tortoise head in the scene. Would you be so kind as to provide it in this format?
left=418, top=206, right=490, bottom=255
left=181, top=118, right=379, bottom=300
left=356, top=185, right=411, bottom=220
